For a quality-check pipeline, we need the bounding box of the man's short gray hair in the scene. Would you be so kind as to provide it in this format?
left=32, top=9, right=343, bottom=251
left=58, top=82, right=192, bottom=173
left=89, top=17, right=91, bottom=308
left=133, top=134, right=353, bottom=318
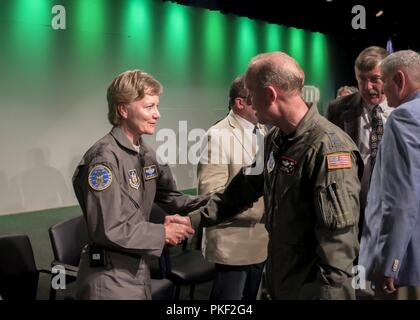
left=248, top=52, right=305, bottom=94
left=380, top=50, right=420, bottom=83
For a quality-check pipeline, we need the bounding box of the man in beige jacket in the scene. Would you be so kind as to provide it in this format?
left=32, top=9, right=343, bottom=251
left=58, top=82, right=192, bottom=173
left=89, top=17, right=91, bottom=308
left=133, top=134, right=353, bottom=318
left=197, top=75, right=268, bottom=300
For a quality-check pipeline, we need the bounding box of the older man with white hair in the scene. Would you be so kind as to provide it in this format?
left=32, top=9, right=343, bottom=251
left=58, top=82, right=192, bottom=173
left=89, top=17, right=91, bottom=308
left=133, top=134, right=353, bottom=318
left=360, top=50, right=420, bottom=299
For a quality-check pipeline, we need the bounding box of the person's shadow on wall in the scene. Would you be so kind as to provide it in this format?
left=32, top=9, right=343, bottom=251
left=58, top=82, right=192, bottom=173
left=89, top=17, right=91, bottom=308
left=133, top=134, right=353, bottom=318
left=0, top=170, right=16, bottom=214
left=8, top=148, right=70, bottom=212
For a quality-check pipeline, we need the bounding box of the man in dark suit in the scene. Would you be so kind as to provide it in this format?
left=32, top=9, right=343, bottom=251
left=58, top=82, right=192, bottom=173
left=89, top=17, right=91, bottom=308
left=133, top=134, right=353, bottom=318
left=326, top=46, right=394, bottom=237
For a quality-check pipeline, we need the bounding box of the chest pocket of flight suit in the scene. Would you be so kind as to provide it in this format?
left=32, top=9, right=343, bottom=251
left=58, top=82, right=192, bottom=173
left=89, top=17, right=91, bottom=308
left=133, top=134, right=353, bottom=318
left=318, top=181, right=354, bottom=230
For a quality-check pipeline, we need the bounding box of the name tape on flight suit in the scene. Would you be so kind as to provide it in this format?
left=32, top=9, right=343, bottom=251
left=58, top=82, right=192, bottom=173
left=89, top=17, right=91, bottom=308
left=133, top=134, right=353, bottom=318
left=143, top=165, right=158, bottom=180
left=88, top=164, right=113, bottom=191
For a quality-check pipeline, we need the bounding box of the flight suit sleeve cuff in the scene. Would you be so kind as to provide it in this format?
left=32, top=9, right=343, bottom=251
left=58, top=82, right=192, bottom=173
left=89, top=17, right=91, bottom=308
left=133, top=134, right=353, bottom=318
left=189, top=210, right=202, bottom=229
left=149, top=223, right=166, bottom=257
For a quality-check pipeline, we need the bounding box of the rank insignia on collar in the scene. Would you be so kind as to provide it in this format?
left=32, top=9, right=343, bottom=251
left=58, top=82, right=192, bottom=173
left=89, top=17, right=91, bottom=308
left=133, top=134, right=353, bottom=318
left=88, top=164, right=112, bottom=191
left=267, top=151, right=275, bottom=173
left=279, top=156, right=298, bottom=176
left=143, top=165, right=158, bottom=180
left=128, top=169, right=140, bottom=190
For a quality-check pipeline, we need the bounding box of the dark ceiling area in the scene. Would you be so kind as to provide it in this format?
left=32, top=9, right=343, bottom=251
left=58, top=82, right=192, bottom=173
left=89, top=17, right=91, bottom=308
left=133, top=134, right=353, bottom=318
left=164, top=0, right=418, bottom=52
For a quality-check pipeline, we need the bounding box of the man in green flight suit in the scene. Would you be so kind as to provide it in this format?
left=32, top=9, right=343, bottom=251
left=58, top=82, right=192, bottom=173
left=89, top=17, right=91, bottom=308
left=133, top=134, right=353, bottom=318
left=176, top=52, right=363, bottom=299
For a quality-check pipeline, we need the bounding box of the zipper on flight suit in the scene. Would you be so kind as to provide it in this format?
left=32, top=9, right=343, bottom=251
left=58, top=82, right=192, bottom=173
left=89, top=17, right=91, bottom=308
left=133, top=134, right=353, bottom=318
left=138, top=152, right=146, bottom=209
left=266, top=134, right=287, bottom=234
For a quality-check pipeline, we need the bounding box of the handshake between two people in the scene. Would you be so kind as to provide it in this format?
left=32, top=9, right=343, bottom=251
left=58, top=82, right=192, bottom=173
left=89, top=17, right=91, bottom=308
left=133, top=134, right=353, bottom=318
left=164, top=214, right=195, bottom=246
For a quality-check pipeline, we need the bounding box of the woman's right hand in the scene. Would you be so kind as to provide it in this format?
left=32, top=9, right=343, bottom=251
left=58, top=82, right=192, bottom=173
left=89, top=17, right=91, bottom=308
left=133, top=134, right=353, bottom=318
left=163, top=215, right=195, bottom=246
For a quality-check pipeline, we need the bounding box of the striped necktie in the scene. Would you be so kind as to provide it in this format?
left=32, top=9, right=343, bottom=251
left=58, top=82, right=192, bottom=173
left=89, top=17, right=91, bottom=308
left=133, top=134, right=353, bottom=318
left=370, top=105, right=384, bottom=167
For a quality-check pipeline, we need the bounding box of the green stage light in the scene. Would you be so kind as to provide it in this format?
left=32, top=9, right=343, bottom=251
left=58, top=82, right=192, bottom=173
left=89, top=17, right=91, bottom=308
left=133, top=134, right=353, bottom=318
left=264, top=23, right=283, bottom=52
left=235, top=17, right=257, bottom=74
left=202, top=10, right=226, bottom=82
left=74, top=0, right=106, bottom=52
left=310, top=32, right=328, bottom=84
left=289, top=27, right=305, bottom=68
left=121, top=0, right=153, bottom=64
left=162, top=2, right=191, bottom=81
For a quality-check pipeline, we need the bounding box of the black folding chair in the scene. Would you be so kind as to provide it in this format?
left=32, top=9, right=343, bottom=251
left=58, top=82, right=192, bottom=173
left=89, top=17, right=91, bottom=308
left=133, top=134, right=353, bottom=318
left=48, top=214, right=88, bottom=299
left=49, top=213, right=175, bottom=300
left=149, top=204, right=215, bottom=299
left=0, top=234, right=50, bottom=300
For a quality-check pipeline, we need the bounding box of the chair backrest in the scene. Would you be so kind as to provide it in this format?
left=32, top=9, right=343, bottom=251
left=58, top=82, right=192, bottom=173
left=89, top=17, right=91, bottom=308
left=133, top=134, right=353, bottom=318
left=48, top=215, right=89, bottom=267
left=0, top=234, right=39, bottom=300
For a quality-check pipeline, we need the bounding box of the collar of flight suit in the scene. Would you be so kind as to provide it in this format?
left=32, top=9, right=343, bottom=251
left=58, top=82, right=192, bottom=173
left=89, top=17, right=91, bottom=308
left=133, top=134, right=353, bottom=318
left=268, top=102, right=317, bottom=153
left=110, top=126, right=145, bottom=156
left=276, top=102, right=318, bottom=142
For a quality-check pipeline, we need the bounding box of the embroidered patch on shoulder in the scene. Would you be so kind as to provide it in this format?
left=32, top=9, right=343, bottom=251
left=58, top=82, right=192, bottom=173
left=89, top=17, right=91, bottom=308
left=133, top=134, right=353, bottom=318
left=327, top=153, right=352, bottom=170
left=143, top=165, right=158, bottom=180
left=279, top=156, right=298, bottom=176
left=88, top=164, right=112, bottom=191
left=128, top=169, right=140, bottom=190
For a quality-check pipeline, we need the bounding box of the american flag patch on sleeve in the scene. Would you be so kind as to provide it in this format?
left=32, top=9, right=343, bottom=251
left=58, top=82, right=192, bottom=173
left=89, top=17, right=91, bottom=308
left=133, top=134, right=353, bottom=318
left=327, top=153, right=352, bottom=169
